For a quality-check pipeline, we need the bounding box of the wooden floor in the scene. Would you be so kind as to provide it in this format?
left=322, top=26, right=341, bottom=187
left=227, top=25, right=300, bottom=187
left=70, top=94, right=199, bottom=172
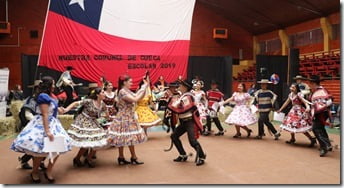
left=0, top=125, right=340, bottom=184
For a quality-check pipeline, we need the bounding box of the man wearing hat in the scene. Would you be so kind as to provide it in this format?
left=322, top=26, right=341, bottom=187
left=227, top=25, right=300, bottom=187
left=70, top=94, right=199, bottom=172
left=204, top=80, right=225, bottom=136
left=168, top=80, right=206, bottom=166
left=56, top=66, right=78, bottom=107
left=293, top=75, right=310, bottom=96
left=308, top=75, right=333, bottom=157
left=163, top=81, right=181, bottom=133
left=253, top=79, right=281, bottom=140
left=17, top=80, right=46, bottom=170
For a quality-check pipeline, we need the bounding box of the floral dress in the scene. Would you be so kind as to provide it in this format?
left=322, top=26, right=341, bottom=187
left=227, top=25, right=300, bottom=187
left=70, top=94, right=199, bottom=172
left=192, top=90, right=208, bottom=122
left=67, top=99, right=108, bottom=148
left=103, top=91, right=117, bottom=116
left=225, top=92, right=258, bottom=126
left=11, top=93, right=72, bottom=157
left=107, top=88, right=147, bottom=147
left=280, top=92, right=312, bottom=133
left=135, top=95, right=161, bottom=127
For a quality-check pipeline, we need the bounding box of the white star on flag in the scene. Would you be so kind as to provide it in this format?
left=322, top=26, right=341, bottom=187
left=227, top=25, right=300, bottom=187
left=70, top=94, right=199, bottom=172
left=69, top=0, right=85, bottom=11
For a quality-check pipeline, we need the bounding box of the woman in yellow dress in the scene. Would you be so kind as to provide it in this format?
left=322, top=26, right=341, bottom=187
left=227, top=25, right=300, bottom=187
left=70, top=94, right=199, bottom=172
left=135, top=80, right=162, bottom=135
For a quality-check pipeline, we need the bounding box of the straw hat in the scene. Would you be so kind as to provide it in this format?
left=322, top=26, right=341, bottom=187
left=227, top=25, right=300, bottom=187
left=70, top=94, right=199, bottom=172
left=27, top=80, right=42, bottom=88
left=293, top=75, right=307, bottom=80
left=88, top=83, right=98, bottom=89
left=257, top=79, right=272, bottom=84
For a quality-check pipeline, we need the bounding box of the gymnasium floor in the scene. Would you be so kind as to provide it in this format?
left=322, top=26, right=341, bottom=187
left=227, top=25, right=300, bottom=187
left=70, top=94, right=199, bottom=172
left=0, top=123, right=340, bottom=184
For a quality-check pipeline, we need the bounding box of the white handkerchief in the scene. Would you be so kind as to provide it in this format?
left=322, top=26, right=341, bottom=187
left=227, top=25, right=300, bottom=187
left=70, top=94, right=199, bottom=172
left=273, top=112, right=285, bottom=122
left=219, top=106, right=225, bottom=115
left=212, top=102, right=220, bottom=111
left=43, top=136, right=66, bottom=163
left=250, top=105, right=258, bottom=114
left=43, top=136, right=66, bottom=153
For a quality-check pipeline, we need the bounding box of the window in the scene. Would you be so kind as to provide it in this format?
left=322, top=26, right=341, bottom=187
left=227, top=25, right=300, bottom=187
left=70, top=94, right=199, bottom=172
left=266, top=38, right=281, bottom=52
left=289, top=28, right=323, bottom=47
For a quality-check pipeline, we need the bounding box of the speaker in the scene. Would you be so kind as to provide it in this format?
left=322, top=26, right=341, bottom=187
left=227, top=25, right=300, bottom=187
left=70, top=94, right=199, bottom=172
left=213, top=28, right=228, bottom=39
left=30, top=30, right=38, bottom=38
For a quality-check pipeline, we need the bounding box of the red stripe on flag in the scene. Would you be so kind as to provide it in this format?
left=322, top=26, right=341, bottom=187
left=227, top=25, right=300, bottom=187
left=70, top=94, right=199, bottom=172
left=39, top=11, right=190, bottom=87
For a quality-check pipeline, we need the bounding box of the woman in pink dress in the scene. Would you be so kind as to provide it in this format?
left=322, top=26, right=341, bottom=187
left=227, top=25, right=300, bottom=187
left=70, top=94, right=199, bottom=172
left=223, top=83, right=257, bottom=138
left=107, top=75, right=148, bottom=165
left=277, top=83, right=316, bottom=146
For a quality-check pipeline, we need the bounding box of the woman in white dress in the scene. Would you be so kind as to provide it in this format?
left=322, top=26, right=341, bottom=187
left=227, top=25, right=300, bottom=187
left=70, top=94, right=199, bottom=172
left=191, top=80, right=208, bottom=124
left=223, top=83, right=258, bottom=138
left=11, top=76, right=72, bottom=183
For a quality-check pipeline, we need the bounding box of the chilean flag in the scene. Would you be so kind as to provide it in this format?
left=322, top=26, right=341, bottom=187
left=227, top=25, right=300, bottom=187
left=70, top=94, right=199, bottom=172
left=38, top=0, right=196, bottom=87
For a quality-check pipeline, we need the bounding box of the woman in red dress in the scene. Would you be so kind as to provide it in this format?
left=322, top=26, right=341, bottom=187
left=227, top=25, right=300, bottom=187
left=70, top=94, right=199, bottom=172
left=277, top=83, right=316, bottom=146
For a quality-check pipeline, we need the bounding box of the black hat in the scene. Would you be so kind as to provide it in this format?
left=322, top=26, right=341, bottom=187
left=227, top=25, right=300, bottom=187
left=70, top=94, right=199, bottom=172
left=66, top=66, right=74, bottom=70
left=168, top=82, right=179, bottom=88
left=308, top=75, right=323, bottom=83
left=211, top=80, right=219, bottom=85
left=179, top=79, right=193, bottom=90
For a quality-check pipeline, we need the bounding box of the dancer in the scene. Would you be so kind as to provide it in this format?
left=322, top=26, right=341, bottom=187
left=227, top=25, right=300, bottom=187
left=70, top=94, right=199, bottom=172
left=191, top=80, right=208, bottom=124
left=135, top=79, right=162, bottom=135
left=308, top=75, right=333, bottom=157
left=203, top=80, right=225, bottom=136
left=107, top=74, right=148, bottom=165
left=103, top=81, right=117, bottom=117
left=293, top=75, right=310, bottom=96
left=11, top=76, right=72, bottom=183
left=223, top=83, right=257, bottom=138
left=277, top=83, right=316, bottom=146
left=56, top=66, right=80, bottom=107
left=168, top=80, right=206, bottom=166
left=253, top=79, right=281, bottom=140
left=64, top=87, right=109, bottom=168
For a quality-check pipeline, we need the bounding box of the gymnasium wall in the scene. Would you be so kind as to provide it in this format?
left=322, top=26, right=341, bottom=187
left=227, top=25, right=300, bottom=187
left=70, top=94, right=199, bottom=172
left=0, top=0, right=48, bottom=89
left=256, top=12, right=340, bottom=55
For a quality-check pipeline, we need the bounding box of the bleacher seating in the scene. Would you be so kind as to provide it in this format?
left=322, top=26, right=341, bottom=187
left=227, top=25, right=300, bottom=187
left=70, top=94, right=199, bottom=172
left=233, top=64, right=256, bottom=81
left=299, top=50, right=340, bottom=79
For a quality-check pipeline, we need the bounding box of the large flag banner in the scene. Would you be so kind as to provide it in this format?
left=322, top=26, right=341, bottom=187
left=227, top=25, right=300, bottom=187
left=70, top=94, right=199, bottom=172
left=38, top=0, right=196, bottom=87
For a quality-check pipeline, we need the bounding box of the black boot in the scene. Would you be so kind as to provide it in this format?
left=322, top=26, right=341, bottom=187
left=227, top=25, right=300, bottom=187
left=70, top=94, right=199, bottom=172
left=173, top=155, right=188, bottom=162
left=320, top=148, right=328, bottom=157
left=308, top=137, right=317, bottom=147
left=21, top=162, right=32, bottom=170
left=196, top=155, right=206, bottom=166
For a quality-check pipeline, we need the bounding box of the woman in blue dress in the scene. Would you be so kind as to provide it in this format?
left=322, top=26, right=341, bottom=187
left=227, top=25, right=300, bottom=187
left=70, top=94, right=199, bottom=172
left=11, top=76, right=72, bottom=183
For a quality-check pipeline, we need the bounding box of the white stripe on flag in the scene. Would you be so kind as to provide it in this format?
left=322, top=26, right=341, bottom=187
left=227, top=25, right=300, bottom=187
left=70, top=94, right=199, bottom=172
left=99, top=0, right=196, bottom=41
